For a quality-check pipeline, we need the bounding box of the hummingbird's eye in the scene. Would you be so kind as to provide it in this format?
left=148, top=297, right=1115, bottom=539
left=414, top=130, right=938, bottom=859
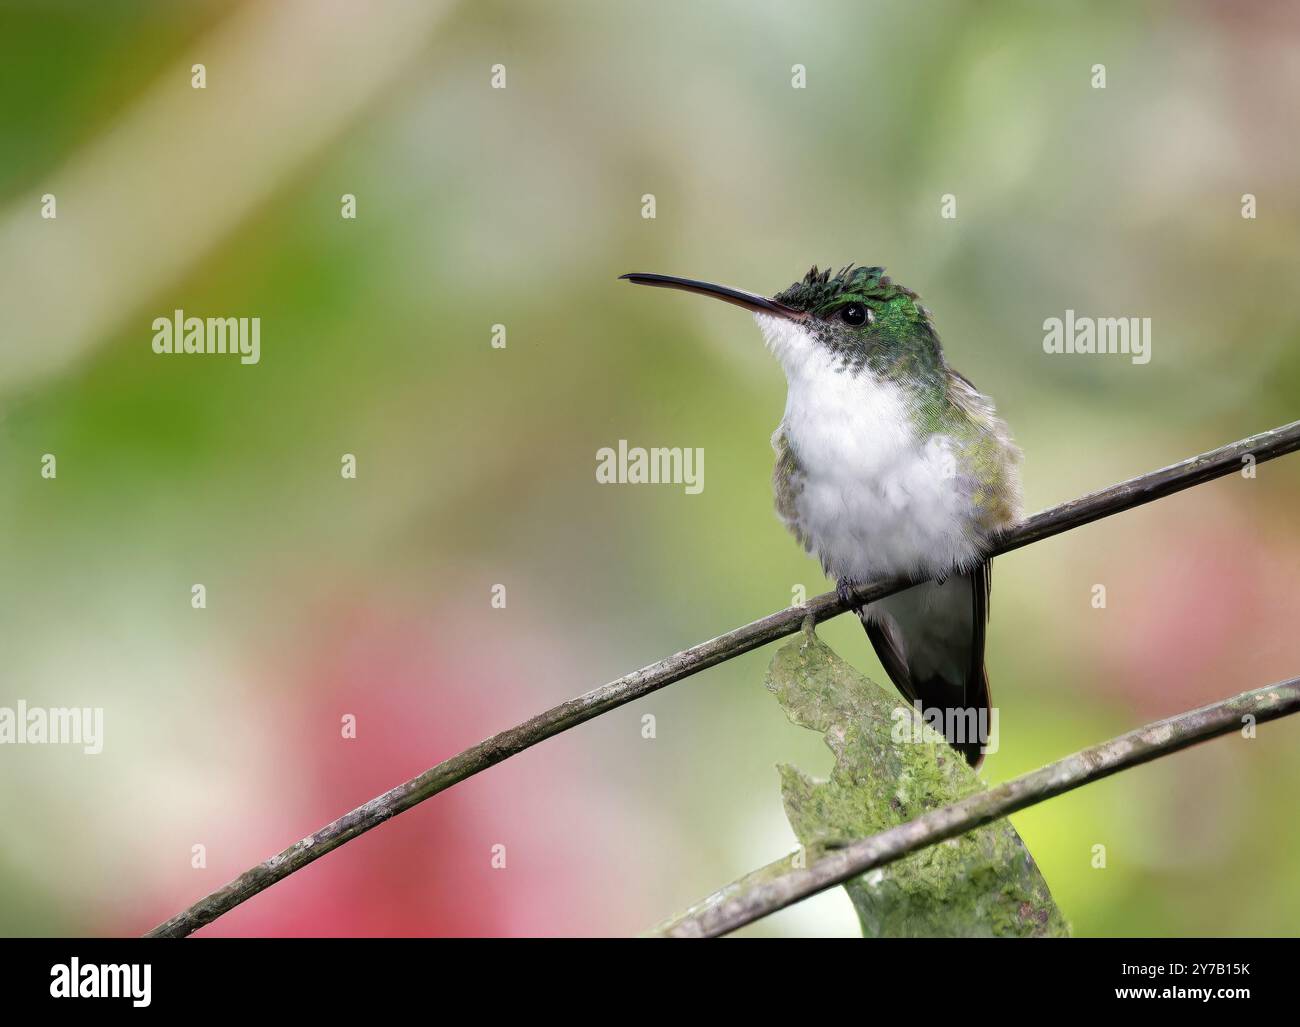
left=839, top=302, right=870, bottom=326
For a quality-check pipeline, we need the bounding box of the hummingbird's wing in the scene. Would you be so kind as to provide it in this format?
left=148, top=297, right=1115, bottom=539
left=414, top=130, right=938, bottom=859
left=861, top=560, right=992, bottom=768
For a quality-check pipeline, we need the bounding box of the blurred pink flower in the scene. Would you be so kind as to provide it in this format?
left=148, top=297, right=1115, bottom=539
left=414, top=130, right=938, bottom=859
left=1091, top=502, right=1300, bottom=716
left=134, top=598, right=640, bottom=936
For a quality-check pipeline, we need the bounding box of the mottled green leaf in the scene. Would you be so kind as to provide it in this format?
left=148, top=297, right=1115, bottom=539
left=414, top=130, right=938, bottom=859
left=770, top=627, right=1069, bottom=937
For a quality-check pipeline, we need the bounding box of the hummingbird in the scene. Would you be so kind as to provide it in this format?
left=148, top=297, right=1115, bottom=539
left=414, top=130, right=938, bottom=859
left=621, top=265, right=1022, bottom=766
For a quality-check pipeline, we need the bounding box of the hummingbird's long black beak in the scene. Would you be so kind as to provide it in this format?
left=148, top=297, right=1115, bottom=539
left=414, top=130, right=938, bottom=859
left=620, top=273, right=805, bottom=320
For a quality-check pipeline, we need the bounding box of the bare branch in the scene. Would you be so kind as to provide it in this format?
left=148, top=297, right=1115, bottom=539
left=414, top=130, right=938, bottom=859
left=147, top=419, right=1300, bottom=938
left=655, top=674, right=1300, bottom=937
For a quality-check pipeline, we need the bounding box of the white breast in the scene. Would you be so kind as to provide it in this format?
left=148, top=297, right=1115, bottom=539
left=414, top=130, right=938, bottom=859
left=755, top=313, right=981, bottom=583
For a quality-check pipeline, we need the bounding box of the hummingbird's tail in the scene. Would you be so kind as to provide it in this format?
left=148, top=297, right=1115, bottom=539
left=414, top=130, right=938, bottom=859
left=858, top=561, right=993, bottom=768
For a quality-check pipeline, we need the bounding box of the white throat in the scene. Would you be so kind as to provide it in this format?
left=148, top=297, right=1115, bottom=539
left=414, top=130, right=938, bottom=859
left=753, top=313, right=979, bottom=582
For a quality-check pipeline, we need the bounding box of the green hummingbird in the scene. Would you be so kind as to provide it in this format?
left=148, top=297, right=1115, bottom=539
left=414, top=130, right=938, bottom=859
left=622, top=265, right=1022, bottom=766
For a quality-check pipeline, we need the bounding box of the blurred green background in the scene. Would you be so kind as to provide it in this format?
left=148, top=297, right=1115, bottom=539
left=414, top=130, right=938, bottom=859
left=1, top=0, right=1298, bottom=936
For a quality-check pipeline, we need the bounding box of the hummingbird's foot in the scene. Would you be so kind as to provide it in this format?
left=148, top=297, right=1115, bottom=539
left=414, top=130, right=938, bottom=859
left=836, top=577, right=866, bottom=615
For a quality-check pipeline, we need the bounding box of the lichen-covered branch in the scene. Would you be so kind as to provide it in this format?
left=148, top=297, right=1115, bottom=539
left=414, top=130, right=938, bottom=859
left=656, top=674, right=1300, bottom=937
left=147, top=419, right=1300, bottom=938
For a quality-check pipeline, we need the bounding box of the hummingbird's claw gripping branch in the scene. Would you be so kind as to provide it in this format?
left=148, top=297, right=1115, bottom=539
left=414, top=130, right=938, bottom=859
left=833, top=577, right=864, bottom=615
left=146, top=419, right=1300, bottom=939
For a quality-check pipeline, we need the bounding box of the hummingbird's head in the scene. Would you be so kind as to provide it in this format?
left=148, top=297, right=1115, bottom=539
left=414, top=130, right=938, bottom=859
left=621, top=265, right=941, bottom=382
left=767, top=264, right=938, bottom=372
